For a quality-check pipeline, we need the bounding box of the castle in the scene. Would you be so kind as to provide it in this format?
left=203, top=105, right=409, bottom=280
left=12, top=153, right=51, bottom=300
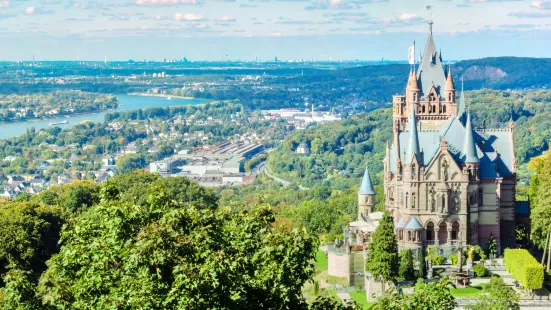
left=358, top=24, right=517, bottom=253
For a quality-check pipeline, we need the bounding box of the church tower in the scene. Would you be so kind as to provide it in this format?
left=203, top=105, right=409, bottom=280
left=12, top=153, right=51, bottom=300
left=358, top=164, right=376, bottom=220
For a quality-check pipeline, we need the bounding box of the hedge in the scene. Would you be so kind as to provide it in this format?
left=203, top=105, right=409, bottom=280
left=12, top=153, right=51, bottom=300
left=504, top=249, right=544, bottom=289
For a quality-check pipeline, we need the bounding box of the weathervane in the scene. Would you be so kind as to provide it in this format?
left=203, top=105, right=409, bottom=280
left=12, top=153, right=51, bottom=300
left=426, top=5, right=433, bottom=34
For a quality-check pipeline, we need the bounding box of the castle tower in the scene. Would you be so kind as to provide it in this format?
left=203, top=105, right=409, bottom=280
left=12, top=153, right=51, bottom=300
left=405, top=106, right=421, bottom=166
left=406, top=69, right=420, bottom=105
left=358, top=164, right=376, bottom=220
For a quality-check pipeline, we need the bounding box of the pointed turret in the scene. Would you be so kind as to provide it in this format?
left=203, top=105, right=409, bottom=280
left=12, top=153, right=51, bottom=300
left=463, top=109, right=479, bottom=163
left=445, top=66, right=455, bottom=91
left=405, top=106, right=421, bottom=164
left=444, top=66, right=456, bottom=104
left=359, top=165, right=375, bottom=195
left=358, top=164, right=376, bottom=219
left=406, top=68, right=420, bottom=103
left=407, top=69, right=419, bottom=90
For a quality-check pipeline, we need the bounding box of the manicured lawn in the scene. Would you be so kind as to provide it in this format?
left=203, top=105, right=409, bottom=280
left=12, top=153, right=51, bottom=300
left=450, top=284, right=487, bottom=298
left=315, top=249, right=328, bottom=271
left=349, top=290, right=376, bottom=309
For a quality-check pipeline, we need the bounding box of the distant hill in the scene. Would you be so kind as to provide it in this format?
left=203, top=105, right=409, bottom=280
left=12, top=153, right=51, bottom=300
left=283, top=57, right=551, bottom=104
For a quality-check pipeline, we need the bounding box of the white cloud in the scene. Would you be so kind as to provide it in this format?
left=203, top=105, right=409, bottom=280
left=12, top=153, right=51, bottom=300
left=174, top=13, right=207, bottom=21
left=135, top=0, right=199, bottom=5
left=531, top=0, right=551, bottom=9
left=398, top=13, right=417, bottom=21
left=215, top=16, right=236, bottom=22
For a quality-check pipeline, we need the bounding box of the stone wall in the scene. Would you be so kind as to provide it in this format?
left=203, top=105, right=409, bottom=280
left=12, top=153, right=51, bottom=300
left=328, top=250, right=350, bottom=278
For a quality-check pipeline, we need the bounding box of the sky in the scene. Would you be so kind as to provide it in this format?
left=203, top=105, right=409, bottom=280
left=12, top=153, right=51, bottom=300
left=0, top=0, right=550, bottom=61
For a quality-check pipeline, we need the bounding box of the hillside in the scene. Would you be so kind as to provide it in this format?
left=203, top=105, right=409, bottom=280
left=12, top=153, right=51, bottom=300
left=266, top=89, right=551, bottom=190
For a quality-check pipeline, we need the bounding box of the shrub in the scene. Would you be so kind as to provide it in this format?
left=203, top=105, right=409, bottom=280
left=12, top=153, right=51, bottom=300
left=450, top=253, right=467, bottom=266
left=432, top=255, right=445, bottom=265
left=472, top=264, right=487, bottom=278
left=504, top=249, right=544, bottom=289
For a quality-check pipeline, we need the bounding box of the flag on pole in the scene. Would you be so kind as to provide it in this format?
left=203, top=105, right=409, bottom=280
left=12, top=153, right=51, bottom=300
left=408, top=45, right=415, bottom=65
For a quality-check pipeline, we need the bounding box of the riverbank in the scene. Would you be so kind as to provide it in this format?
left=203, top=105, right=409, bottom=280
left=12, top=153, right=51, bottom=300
left=127, top=92, right=198, bottom=100
left=0, top=94, right=206, bottom=139
left=0, top=109, right=117, bottom=126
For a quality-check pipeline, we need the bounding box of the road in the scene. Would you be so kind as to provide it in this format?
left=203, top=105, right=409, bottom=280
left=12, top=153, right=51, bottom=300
left=259, top=163, right=309, bottom=190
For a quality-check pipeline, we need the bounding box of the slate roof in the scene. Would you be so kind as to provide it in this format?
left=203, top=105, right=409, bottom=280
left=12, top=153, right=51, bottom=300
left=405, top=217, right=423, bottom=230
left=359, top=164, right=376, bottom=195
left=416, top=32, right=446, bottom=97
left=395, top=216, right=406, bottom=229
left=389, top=116, right=514, bottom=178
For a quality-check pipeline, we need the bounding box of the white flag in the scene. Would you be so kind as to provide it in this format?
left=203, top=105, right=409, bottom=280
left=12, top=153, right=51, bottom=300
left=408, top=45, right=415, bottom=65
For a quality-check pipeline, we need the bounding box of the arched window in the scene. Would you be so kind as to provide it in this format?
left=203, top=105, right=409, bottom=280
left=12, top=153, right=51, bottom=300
left=414, top=93, right=418, bottom=102
left=439, top=106, right=442, bottom=113
left=408, top=231, right=412, bottom=241
left=422, top=105, right=426, bottom=113
left=412, top=194, right=416, bottom=209
left=432, top=105, right=436, bottom=113
left=411, top=164, right=416, bottom=179
left=449, top=93, right=453, bottom=101
left=405, top=193, right=409, bottom=209
left=443, top=105, right=447, bottom=113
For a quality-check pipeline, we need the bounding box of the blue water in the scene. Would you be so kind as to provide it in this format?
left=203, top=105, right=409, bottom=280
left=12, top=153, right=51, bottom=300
left=0, top=94, right=206, bottom=139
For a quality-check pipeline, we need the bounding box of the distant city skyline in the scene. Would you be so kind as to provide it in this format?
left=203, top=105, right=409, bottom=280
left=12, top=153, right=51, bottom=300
left=0, top=0, right=549, bottom=61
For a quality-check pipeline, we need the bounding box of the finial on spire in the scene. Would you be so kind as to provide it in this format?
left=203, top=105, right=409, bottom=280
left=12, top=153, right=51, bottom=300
left=426, top=5, right=433, bottom=35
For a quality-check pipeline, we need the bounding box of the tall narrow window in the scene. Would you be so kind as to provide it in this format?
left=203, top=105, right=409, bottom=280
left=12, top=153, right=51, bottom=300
left=443, top=105, right=447, bottom=113
left=412, top=194, right=416, bottom=209
left=478, top=188, right=483, bottom=206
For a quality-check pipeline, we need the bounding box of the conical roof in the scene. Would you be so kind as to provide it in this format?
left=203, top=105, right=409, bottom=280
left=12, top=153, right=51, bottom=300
left=395, top=216, right=405, bottom=229
left=405, top=217, right=423, bottom=230
left=359, top=164, right=375, bottom=195
left=445, top=67, right=455, bottom=91
left=407, top=69, right=419, bottom=90
left=463, top=109, right=479, bottom=163
left=405, top=106, right=421, bottom=164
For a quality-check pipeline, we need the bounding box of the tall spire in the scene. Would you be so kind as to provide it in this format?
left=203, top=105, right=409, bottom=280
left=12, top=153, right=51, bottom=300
left=406, top=106, right=421, bottom=164
left=416, top=20, right=446, bottom=96
left=457, top=76, right=466, bottom=119
left=359, top=164, right=376, bottom=195
left=463, top=109, right=479, bottom=163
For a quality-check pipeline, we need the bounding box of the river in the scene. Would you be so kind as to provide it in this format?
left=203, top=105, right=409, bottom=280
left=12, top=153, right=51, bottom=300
left=0, top=94, right=206, bottom=140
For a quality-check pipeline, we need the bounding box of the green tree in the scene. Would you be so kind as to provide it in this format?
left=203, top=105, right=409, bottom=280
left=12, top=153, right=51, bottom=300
left=488, top=233, right=497, bottom=258
left=399, top=249, right=415, bottom=281
left=365, top=211, right=399, bottom=291
left=373, top=278, right=456, bottom=310
left=527, top=153, right=551, bottom=249
left=417, top=248, right=426, bottom=279
left=309, top=296, right=360, bottom=310
left=466, top=276, right=519, bottom=310
left=38, top=183, right=318, bottom=309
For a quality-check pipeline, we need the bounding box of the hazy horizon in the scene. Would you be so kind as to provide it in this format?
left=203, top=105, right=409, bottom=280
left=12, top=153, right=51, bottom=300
left=0, top=0, right=549, bottom=61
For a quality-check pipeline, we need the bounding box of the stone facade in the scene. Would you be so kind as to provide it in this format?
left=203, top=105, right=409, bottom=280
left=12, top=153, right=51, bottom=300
left=381, top=26, right=518, bottom=254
